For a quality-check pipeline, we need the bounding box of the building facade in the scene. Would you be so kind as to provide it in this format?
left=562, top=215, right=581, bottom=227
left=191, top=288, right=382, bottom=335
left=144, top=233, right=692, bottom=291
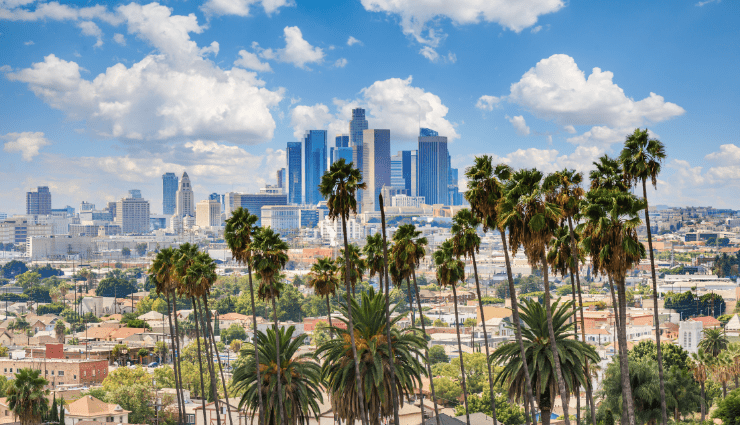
left=678, top=320, right=703, bottom=354
left=26, top=186, right=52, bottom=216
left=162, top=172, right=179, bottom=215
left=115, top=197, right=150, bottom=234
left=176, top=171, right=195, bottom=218
left=287, top=142, right=302, bottom=204
left=0, top=357, right=108, bottom=389
left=196, top=199, right=223, bottom=228
left=362, top=129, right=391, bottom=212
left=418, top=128, right=449, bottom=205
left=0, top=217, right=52, bottom=245
left=303, top=130, right=327, bottom=206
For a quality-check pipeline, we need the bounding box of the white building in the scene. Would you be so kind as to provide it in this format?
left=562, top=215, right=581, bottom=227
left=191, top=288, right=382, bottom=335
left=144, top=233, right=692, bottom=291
left=391, top=194, right=426, bottom=208
left=679, top=320, right=703, bottom=354
left=115, top=197, right=150, bottom=234
left=0, top=217, right=52, bottom=245
left=196, top=199, right=223, bottom=228
left=319, top=216, right=365, bottom=246
left=28, top=235, right=95, bottom=260
left=176, top=171, right=195, bottom=218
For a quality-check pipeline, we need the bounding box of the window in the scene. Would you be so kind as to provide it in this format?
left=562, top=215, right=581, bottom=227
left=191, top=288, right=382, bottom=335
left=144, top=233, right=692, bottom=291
left=84, top=371, right=87, bottom=377
left=58, top=371, right=64, bottom=376
left=9, top=369, right=12, bottom=373
left=51, top=371, right=54, bottom=375
left=92, top=370, right=96, bottom=377
left=3, top=369, right=6, bottom=373
left=74, top=375, right=77, bottom=380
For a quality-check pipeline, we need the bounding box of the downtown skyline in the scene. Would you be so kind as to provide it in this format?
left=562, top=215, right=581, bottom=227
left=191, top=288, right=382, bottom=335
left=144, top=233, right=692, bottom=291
left=1, top=0, right=738, bottom=214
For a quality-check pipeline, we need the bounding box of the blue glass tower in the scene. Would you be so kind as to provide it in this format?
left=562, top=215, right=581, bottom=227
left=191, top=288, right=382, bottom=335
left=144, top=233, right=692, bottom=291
left=303, top=130, right=327, bottom=206
left=418, top=128, right=448, bottom=205
left=162, top=172, right=178, bottom=215
left=330, top=147, right=353, bottom=166
left=335, top=134, right=349, bottom=148
left=287, top=142, right=302, bottom=204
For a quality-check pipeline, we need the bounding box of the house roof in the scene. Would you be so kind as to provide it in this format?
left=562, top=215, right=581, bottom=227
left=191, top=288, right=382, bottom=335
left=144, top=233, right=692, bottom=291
left=78, top=326, right=115, bottom=340
left=219, top=313, right=249, bottom=321
left=458, top=412, right=496, bottom=425
left=422, top=414, right=466, bottom=425
left=108, top=327, right=145, bottom=340
left=138, top=311, right=166, bottom=321
left=726, top=314, right=740, bottom=330
left=587, top=329, right=611, bottom=335
left=632, top=316, right=655, bottom=326
left=66, top=396, right=131, bottom=417
left=691, top=316, right=721, bottom=327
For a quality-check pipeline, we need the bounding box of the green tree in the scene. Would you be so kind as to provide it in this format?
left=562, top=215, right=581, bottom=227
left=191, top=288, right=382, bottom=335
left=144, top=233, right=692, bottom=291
left=95, top=273, right=136, bottom=298
left=429, top=345, right=449, bottom=365
left=54, top=321, right=65, bottom=343
left=598, top=357, right=661, bottom=425
left=221, top=323, right=247, bottom=344
left=7, top=368, right=49, bottom=425
left=1, top=260, right=28, bottom=279
left=135, top=243, right=147, bottom=257
left=307, top=257, right=339, bottom=335
left=664, top=366, right=701, bottom=422
left=712, top=388, right=740, bottom=425
left=629, top=340, right=691, bottom=372
left=121, top=247, right=131, bottom=257
left=455, top=390, right=526, bottom=425
left=699, top=328, right=728, bottom=357
left=16, top=271, right=41, bottom=290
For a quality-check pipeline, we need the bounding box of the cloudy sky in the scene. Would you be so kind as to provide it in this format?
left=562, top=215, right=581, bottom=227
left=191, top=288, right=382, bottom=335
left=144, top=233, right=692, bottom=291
left=1, top=0, right=738, bottom=214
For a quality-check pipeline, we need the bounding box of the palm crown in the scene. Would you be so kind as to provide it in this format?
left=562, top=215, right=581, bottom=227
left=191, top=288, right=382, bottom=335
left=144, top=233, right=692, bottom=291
left=307, top=257, right=339, bottom=298
left=619, top=128, right=666, bottom=189
left=390, top=224, right=427, bottom=282
left=450, top=209, right=481, bottom=260
left=224, top=207, right=259, bottom=265
left=251, top=227, right=289, bottom=301
left=319, top=158, right=366, bottom=221
left=337, top=244, right=366, bottom=291
left=464, top=156, right=511, bottom=231
left=433, top=240, right=465, bottom=289
left=363, top=233, right=385, bottom=281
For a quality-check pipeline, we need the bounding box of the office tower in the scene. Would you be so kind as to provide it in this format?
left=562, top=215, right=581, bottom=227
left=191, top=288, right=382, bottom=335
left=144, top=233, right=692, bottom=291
left=26, top=186, right=51, bottom=215
left=350, top=109, right=369, bottom=207
left=196, top=199, right=223, bottom=228
left=106, top=201, right=117, bottom=220
left=276, top=168, right=286, bottom=191
left=330, top=146, right=353, bottom=166
left=175, top=171, right=195, bottom=217
left=391, top=152, right=404, bottom=187
left=79, top=201, right=95, bottom=212
left=162, top=172, right=178, bottom=215
left=224, top=188, right=288, bottom=227
left=128, top=189, right=142, bottom=199
left=390, top=150, right=418, bottom=196
left=208, top=193, right=220, bottom=201
left=406, top=150, right=418, bottom=196
left=303, top=130, right=327, bottom=206
left=418, top=128, right=448, bottom=205
left=335, top=134, right=349, bottom=148
left=287, top=142, right=302, bottom=204
left=362, top=129, right=391, bottom=212
left=115, top=196, right=150, bottom=234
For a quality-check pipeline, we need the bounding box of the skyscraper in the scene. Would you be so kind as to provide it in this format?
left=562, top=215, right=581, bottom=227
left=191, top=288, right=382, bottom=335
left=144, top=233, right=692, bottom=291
left=418, top=128, right=448, bottom=205
left=276, top=168, right=286, bottom=191
left=303, top=130, right=327, bottom=206
left=362, top=129, right=391, bottom=212
left=175, top=172, right=195, bottom=217
left=128, top=189, right=142, bottom=199
left=391, top=150, right=418, bottom=196
left=162, top=172, right=178, bottom=215
left=287, top=142, right=302, bottom=204
left=116, top=196, right=150, bottom=234
left=350, top=109, right=369, bottom=207
left=26, top=186, right=51, bottom=216
left=330, top=146, right=353, bottom=166
left=336, top=134, right=349, bottom=148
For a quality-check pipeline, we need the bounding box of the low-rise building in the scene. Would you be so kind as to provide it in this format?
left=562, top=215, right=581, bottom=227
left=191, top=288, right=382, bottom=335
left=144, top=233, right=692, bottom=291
left=0, top=357, right=108, bottom=389
left=64, top=395, right=130, bottom=425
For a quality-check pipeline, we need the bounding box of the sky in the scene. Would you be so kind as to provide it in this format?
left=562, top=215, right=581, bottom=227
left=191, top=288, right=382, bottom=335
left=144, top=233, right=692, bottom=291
left=1, top=0, right=738, bottom=215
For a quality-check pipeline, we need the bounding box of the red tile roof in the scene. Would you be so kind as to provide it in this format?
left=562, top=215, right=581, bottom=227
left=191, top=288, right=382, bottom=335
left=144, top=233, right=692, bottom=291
left=691, top=316, right=721, bottom=327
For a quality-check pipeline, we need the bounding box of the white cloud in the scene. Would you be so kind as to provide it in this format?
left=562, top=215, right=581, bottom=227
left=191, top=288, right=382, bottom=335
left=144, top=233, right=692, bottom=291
left=0, top=1, right=122, bottom=24
left=2, top=131, right=50, bottom=161
left=6, top=3, right=284, bottom=145
left=446, top=52, right=456, bottom=63
left=77, top=21, right=103, bottom=47
left=234, top=50, right=273, bottom=72
left=257, top=26, right=324, bottom=69
left=563, top=125, right=576, bottom=134
left=475, top=95, right=501, bottom=111
left=695, top=0, right=719, bottom=6
left=290, top=76, right=459, bottom=142
left=506, top=115, right=530, bottom=136
left=530, top=25, right=542, bottom=34
left=705, top=144, right=740, bottom=166
left=23, top=40, right=33, bottom=45
left=200, top=0, right=292, bottom=17
left=113, top=33, right=126, bottom=46
left=361, top=0, right=564, bottom=45
left=347, top=36, right=362, bottom=46
left=419, top=46, right=439, bottom=61
left=333, top=58, right=348, bottom=68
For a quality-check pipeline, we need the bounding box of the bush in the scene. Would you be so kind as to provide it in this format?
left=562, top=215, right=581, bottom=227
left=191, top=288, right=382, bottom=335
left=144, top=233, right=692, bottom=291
left=713, top=388, right=740, bottom=425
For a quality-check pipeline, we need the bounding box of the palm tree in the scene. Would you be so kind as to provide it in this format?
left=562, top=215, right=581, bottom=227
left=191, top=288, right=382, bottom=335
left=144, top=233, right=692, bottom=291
left=252, top=227, right=290, bottom=425
left=318, top=157, right=369, bottom=425
left=224, top=207, right=264, bottom=423
left=491, top=299, right=599, bottom=425
left=465, top=156, right=538, bottom=425
left=391, top=224, right=440, bottom=424
left=318, top=288, right=426, bottom=425
left=434, top=239, right=471, bottom=425
left=233, top=326, right=323, bottom=425
left=589, top=155, right=628, bottom=192
left=364, top=233, right=385, bottom=295
left=699, top=328, right=728, bottom=357
left=713, top=351, right=733, bottom=398
left=337, top=244, right=366, bottom=299
left=691, top=349, right=711, bottom=421
left=498, top=168, right=571, bottom=425
left=307, top=257, right=339, bottom=334
left=725, top=342, right=740, bottom=388
left=619, top=127, right=668, bottom=425
left=7, top=368, right=49, bottom=425
left=579, top=188, right=646, bottom=425
left=450, top=209, right=498, bottom=425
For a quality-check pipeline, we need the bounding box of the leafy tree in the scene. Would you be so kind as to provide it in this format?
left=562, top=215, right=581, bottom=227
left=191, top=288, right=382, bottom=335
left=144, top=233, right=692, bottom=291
left=54, top=321, right=65, bottom=343
left=555, top=285, right=572, bottom=297
left=7, top=368, right=49, bottom=425
left=664, top=366, right=701, bottom=422
left=221, top=323, right=247, bottom=344
left=16, top=271, right=41, bottom=290
left=31, top=265, right=63, bottom=279
left=125, top=319, right=151, bottom=330
left=598, top=357, right=661, bottom=425
left=433, top=319, right=447, bottom=327
left=463, top=318, right=477, bottom=327
left=95, top=273, right=136, bottom=298
left=35, top=303, right=65, bottom=315
left=433, top=376, right=462, bottom=405
left=1, top=260, right=28, bottom=279
left=135, top=243, right=148, bottom=257
left=24, top=286, right=51, bottom=303
left=0, top=347, right=8, bottom=358
left=629, top=340, right=691, bottom=372
left=712, top=388, right=740, bottom=425
left=101, top=366, right=149, bottom=392
left=454, top=390, right=525, bottom=425
left=121, top=247, right=131, bottom=257
left=429, top=345, right=449, bottom=365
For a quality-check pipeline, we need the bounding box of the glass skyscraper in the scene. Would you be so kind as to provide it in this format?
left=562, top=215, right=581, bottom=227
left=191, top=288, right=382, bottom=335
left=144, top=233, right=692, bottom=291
left=418, top=128, right=448, bottom=205
left=162, top=173, right=178, bottom=215
left=330, top=147, right=353, bottom=166
left=362, top=129, right=391, bottom=212
left=349, top=109, right=368, bottom=207
left=335, top=134, right=349, bottom=148
left=391, top=150, right=418, bottom=196
left=287, top=142, right=302, bottom=204
left=303, top=130, right=327, bottom=206
left=26, top=186, right=51, bottom=215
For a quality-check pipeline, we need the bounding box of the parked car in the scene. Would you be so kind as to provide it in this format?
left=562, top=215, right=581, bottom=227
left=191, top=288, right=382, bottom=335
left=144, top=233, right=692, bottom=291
left=147, top=362, right=159, bottom=368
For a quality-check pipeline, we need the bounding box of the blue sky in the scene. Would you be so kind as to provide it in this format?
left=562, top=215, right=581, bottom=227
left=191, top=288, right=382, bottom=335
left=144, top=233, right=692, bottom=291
left=1, top=0, right=738, bottom=214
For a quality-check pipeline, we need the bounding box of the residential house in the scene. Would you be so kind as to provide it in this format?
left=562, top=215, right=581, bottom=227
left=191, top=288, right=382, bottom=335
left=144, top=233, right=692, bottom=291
left=64, top=395, right=130, bottom=425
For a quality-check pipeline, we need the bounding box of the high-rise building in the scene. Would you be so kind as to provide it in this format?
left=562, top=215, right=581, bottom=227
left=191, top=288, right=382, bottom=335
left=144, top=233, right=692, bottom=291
left=175, top=172, right=195, bottom=217
left=330, top=147, right=353, bottom=166
left=391, top=150, right=418, bottom=196
left=196, top=199, right=223, bottom=228
left=162, top=173, right=178, bottom=215
left=335, top=134, right=349, bottom=148
left=208, top=193, right=220, bottom=201
left=276, top=168, right=286, bottom=191
left=26, top=186, right=51, bottom=216
left=350, top=109, right=369, bottom=207
left=80, top=201, right=95, bottom=212
left=115, top=197, right=150, bottom=234
left=224, top=188, right=288, bottom=227
left=303, top=130, right=327, bottom=206
left=287, top=142, right=302, bottom=204
left=362, top=129, right=391, bottom=212
left=128, top=189, right=142, bottom=199
left=418, top=128, right=448, bottom=205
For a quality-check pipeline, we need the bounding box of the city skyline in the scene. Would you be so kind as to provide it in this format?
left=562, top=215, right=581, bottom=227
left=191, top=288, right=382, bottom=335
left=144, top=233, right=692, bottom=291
left=1, top=1, right=738, bottom=213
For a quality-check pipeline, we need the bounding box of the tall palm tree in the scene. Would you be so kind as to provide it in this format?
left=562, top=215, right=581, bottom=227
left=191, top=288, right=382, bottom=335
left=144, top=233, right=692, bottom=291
left=337, top=244, right=366, bottom=298
left=579, top=188, right=646, bottom=425
left=149, top=247, right=186, bottom=423
left=589, top=155, right=629, bottom=192
left=450, top=209, right=498, bottom=425
left=7, top=368, right=49, bottom=425
left=498, top=168, right=571, bottom=425
left=391, top=224, right=440, bottom=424
left=713, top=351, right=733, bottom=398
left=318, top=157, right=369, bottom=425
left=491, top=299, right=599, bottom=425
left=699, top=328, right=728, bottom=357
left=233, top=326, right=323, bottom=425
left=620, top=128, right=668, bottom=425
left=307, top=257, right=339, bottom=334
left=691, top=349, right=711, bottom=421
left=318, top=288, right=426, bottom=425
left=364, top=233, right=385, bottom=295
left=252, top=227, right=290, bottom=425
left=433, top=239, right=471, bottom=425
left=224, top=207, right=264, bottom=423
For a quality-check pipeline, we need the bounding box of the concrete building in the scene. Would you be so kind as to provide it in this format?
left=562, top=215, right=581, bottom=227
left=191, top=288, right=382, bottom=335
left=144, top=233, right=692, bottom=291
left=176, top=171, right=195, bottom=218
left=679, top=319, right=703, bottom=354
left=225, top=189, right=288, bottom=227
left=0, top=217, right=52, bottom=245
left=64, top=395, right=130, bottom=425
left=391, top=194, right=426, bottom=208
left=115, top=197, right=150, bottom=234
left=26, top=186, right=51, bottom=216
left=196, top=199, right=223, bottom=228
left=28, top=235, right=95, bottom=260
left=304, top=130, right=327, bottom=206
left=0, top=357, right=108, bottom=389
left=361, top=129, right=391, bottom=212
left=350, top=108, right=369, bottom=208
left=287, top=142, right=302, bottom=204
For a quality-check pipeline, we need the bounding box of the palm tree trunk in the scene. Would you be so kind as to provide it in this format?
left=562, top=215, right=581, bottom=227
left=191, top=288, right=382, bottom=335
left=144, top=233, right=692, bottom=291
left=500, top=233, right=536, bottom=425
left=172, top=294, right=187, bottom=424
left=326, top=295, right=334, bottom=339
left=379, top=196, right=401, bottom=425
left=540, top=253, right=570, bottom=425
left=197, top=298, right=222, bottom=425
left=204, top=296, right=234, bottom=425
left=271, top=297, right=286, bottom=425
left=166, top=292, right=185, bottom=425
left=615, top=277, right=636, bottom=425
left=568, top=270, right=581, bottom=425
left=700, top=380, right=705, bottom=421
left=541, top=409, right=550, bottom=425
left=470, top=251, right=497, bottom=425
left=341, top=214, right=369, bottom=425
left=191, top=297, right=209, bottom=425
left=451, top=284, right=470, bottom=425
left=379, top=270, right=383, bottom=296
left=723, top=381, right=727, bottom=398
left=642, top=179, right=668, bottom=425
left=246, top=264, right=264, bottom=425
left=406, top=278, right=416, bottom=329
left=412, top=269, right=440, bottom=424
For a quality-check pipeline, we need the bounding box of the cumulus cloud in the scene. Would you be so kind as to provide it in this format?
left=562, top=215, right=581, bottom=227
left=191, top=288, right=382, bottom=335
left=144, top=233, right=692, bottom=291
left=200, top=0, right=292, bottom=17
left=290, top=76, right=459, bottom=143
left=705, top=144, right=740, bottom=166
left=113, top=33, right=126, bottom=45
left=419, top=46, right=438, bottom=61
left=23, top=40, right=33, bottom=45
left=563, top=125, right=576, bottom=134
left=361, top=0, right=564, bottom=45
left=347, top=36, right=362, bottom=46
left=2, top=131, right=50, bottom=161
left=506, top=115, right=530, bottom=136
left=333, top=58, right=348, bottom=68
left=77, top=21, right=103, bottom=47
left=475, top=95, right=501, bottom=111
left=6, top=3, right=284, bottom=145
left=234, top=50, right=273, bottom=72
left=256, top=26, right=324, bottom=69
left=0, top=1, right=122, bottom=24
